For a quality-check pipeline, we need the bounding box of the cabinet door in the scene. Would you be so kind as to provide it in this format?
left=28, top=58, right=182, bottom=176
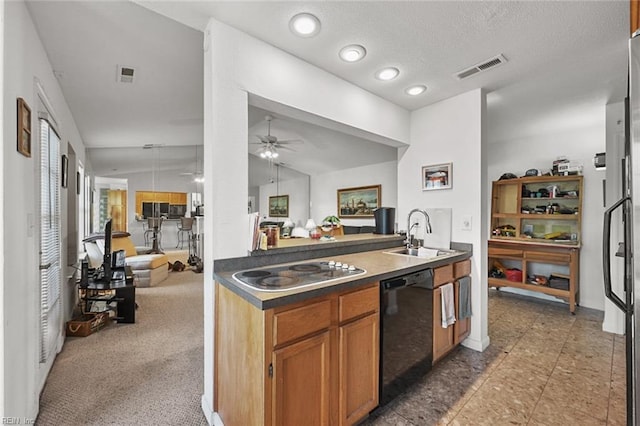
left=273, top=331, right=330, bottom=426
left=454, top=280, right=470, bottom=344
left=339, top=313, right=379, bottom=426
left=433, top=287, right=455, bottom=363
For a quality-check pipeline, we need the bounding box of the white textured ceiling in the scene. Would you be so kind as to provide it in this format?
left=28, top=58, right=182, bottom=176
left=26, top=1, right=629, bottom=185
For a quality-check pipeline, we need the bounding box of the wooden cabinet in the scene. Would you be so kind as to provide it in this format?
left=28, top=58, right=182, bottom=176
left=491, top=175, right=583, bottom=243
left=107, top=189, right=127, bottom=231
left=134, top=191, right=187, bottom=216
left=488, top=240, right=580, bottom=313
left=215, top=282, right=379, bottom=426
left=339, top=311, right=379, bottom=425
left=489, top=175, right=582, bottom=313
left=273, top=331, right=331, bottom=426
left=432, top=260, right=472, bottom=363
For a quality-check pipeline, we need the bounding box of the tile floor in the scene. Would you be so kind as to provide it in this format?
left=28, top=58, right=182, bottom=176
left=364, top=289, right=626, bottom=425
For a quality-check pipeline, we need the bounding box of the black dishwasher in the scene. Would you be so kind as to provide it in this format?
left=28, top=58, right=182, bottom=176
left=378, top=269, right=434, bottom=407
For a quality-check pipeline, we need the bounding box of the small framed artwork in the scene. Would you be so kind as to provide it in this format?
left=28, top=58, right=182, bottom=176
left=269, top=195, right=289, bottom=217
left=61, top=155, right=69, bottom=188
left=17, top=98, right=31, bottom=157
left=422, top=163, right=452, bottom=191
left=337, top=185, right=381, bottom=218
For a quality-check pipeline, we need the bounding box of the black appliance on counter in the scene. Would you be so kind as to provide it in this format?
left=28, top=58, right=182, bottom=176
left=378, top=269, right=434, bottom=407
left=374, top=207, right=395, bottom=234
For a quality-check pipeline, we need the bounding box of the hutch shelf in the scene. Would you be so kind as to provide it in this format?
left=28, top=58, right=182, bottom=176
left=488, top=175, right=583, bottom=313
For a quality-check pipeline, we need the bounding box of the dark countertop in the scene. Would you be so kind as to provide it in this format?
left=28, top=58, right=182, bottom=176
left=214, top=243, right=472, bottom=310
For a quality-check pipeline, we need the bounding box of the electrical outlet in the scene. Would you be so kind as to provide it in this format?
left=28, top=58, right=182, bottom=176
left=461, top=215, right=472, bottom=231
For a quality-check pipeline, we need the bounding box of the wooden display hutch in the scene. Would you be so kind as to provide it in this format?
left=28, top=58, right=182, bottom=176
left=488, top=175, right=583, bottom=313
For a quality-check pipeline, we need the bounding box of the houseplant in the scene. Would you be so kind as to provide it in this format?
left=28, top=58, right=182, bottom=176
left=321, top=215, right=341, bottom=233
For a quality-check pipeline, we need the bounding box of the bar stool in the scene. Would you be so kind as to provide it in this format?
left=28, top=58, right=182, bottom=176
left=144, top=217, right=163, bottom=250
left=176, top=217, right=194, bottom=249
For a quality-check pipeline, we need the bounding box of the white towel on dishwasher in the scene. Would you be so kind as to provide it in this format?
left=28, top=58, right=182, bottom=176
left=440, top=283, right=456, bottom=328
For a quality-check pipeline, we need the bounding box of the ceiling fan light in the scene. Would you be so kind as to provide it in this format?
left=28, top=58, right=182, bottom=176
left=375, top=67, right=400, bottom=81
left=405, top=85, right=427, bottom=96
left=339, top=44, right=367, bottom=62
left=289, top=13, right=321, bottom=37
left=272, top=151, right=279, bottom=158
left=260, top=151, right=267, bottom=158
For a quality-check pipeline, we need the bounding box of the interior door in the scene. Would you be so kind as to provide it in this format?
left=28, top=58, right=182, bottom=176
left=37, top=117, right=62, bottom=388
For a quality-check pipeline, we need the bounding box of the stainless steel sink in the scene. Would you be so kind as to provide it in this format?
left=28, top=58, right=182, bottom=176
left=383, top=247, right=460, bottom=259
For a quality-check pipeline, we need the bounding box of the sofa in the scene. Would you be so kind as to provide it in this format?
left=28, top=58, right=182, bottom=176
left=83, top=233, right=169, bottom=287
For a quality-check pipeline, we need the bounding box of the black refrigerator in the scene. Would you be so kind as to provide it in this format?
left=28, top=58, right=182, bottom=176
left=603, top=33, right=640, bottom=426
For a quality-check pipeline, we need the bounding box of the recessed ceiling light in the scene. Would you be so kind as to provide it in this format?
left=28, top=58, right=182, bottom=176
left=375, top=67, right=399, bottom=81
left=289, top=13, right=321, bottom=37
left=405, top=85, right=427, bottom=96
left=339, top=44, right=367, bottom=62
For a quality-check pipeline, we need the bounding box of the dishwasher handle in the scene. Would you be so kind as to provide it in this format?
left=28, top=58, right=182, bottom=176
left=382, top=269, right=434, bottom=291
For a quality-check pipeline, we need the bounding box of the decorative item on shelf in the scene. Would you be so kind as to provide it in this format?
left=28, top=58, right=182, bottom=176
left=492, top=224, right=516, bottom=237
left=422, top=163, right=452, bottom=190
left=305, top=218, right=321, bottom=239
left=281, top=219, right=295, bottom=238
left=321, top=215, right=341, bottom=236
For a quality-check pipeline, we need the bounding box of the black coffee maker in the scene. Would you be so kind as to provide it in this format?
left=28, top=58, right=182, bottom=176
left=373, top=207, right=395, bottom=234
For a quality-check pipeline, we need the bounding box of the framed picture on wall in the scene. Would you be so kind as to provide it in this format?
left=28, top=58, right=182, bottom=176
left=337, top=185, right=381, bottom=218
left=422, top=162, right=452, bottom=191
left=269, top=195, right=289, bottom=217
left=17, top=98, right=31, bottom=158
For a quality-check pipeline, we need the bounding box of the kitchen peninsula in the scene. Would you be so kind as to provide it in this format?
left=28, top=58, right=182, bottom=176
left=213, top=236, right=472, bottom=425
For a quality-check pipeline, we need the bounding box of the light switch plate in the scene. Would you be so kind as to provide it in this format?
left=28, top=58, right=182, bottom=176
left=461, top=215, right=472, bottom=231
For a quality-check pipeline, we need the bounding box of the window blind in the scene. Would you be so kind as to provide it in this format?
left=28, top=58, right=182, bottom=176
left=39, top=118, right=61, bottom=363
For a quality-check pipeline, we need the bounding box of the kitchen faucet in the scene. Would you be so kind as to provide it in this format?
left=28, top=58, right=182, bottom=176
left=406, top=209, right=432, bottom=248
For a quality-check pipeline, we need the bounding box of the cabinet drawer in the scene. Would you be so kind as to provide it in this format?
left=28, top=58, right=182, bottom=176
left=434, top=264, right=454, bottom=286
left=524, top=251, right=570, bottom=263
left=273, top=299, right=331, bottom=347
left=339, top=284, right=379, bottom=323
left=488, top=247, right=523, bottom=258
left=453, top=259, right=471, bottom=279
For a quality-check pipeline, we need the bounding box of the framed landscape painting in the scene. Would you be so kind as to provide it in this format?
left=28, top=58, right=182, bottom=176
left=269, top=195, right=289, bottom=217
left=17, top=98, right=31, bottom=158
left=337, top=185, right=381, bottom=218
left=422, top=163, right=452, bottom=191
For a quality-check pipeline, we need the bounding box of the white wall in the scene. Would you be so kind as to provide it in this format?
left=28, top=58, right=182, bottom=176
left=203, top=18, right=410, bottom=423
left=3, top=0, right=87, bottom=418
left=310, top=161, right=397, bottom=227
left=259, top=175, right=309, bottom=227
left=487, top=106, right=606, bottom=310
left=399, top=89, right=489, bottom=352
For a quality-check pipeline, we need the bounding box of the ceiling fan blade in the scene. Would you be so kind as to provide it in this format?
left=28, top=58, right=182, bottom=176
left=277, top=145, right=296, bottom=152
left=276, top=139, right=303, bottom=144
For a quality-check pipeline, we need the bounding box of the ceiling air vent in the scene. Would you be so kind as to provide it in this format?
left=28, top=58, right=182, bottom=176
left=117, top=65, right=136, bottom=83
left=454, top=54, right=507, bottom=80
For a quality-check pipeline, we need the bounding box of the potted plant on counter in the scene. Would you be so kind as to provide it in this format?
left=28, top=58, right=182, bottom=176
left=321, top=215, right=341, bottom=236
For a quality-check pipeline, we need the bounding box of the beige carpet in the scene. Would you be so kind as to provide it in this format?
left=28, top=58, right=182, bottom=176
left=36, top=270, right=207, bottom=425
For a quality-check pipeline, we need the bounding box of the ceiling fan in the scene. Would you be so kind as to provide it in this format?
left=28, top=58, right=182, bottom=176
left=251, top=115, right=302, bottom=159
left=179, top=145, right=204, bottom=182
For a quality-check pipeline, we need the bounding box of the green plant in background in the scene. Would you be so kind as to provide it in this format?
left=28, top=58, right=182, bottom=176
left=322, top=215, right=341, bottom=228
